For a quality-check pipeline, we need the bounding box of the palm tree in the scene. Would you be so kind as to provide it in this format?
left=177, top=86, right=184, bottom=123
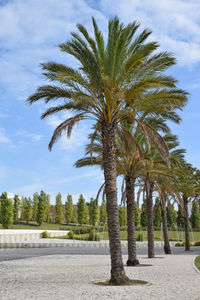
left=177, top=164, right=198, bottom=251
left=76, top=120, right=178, bottom=262
left=157, top=135, right=185, bottom=254
left=27, top=17, right=187, bottom=284
left=146, top=133, right=185, bottom=254
left=75, top=128, right=142, bottom=266
left=140, top=133, right=185, bottom=257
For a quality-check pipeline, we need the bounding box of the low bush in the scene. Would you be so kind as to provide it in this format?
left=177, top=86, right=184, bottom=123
left=72, top=226, right=91, bottom=234
left=42, top=231, right=50, bottom=238
left=194, top=241, right=200, bottom=246
left=136, top=233, right=144, bottom=241
left=68, top=231, right=74, bottom=239
left=88, top=229, right=101, bottom=241
left=175, top=242, right=184, bottom=247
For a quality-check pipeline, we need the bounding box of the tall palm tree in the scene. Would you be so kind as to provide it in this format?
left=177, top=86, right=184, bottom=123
left=176, top=163, right=198, bottom=251
left=75, top=127, right=142, bottom=266
left=139, top=133, right=185, bottom=257
left=143, top=133, right=185, bottom=254
left=27, top=17, right=187, bottom=284
left=155, top=135, right=186, bottom=254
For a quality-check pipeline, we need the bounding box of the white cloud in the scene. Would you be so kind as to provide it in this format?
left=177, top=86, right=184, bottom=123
left=55, top=169, right=102, bottom=185
left=190, top=78, right=200, bottom=89
left=64, top=191, right=99, bottom=204
left=99, top=0, right=200, bottom=66
left=12, top=183, right=44, bottom=195
left=0, top=0, right=106, bottom=101
left=0, top=128, right=11, bottom=143
left=0, top=165, right=9, bottom=181
left=15, top=129, right=43, bottom=142
left=10, top=169, right=102, bottom=201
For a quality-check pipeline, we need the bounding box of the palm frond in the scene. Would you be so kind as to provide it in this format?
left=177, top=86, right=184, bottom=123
left=74, top=156, right=102, bottom=168
left=48, top=113, right=86, bottom=150
left=27, top=85, right=72, bottom=104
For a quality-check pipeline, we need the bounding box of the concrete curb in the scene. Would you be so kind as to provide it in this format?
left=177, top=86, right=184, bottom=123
left=0, top=240, right=177, bottom=249
left=193, top=256, right=200, bottom=275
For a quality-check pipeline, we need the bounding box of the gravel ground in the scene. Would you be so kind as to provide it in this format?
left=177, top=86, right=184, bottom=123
left=0, top=254, right=199, bottom=300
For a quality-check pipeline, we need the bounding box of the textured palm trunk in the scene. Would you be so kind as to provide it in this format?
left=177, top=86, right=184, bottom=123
left=125, top=176, right=139, bottom=266
left=160, top=195, right=171, bottom=254
left=102, top=123, right=129, bottom=284
left=183, top=195, right=190, bottom=251
left=145, top=176, right=155, bottom=258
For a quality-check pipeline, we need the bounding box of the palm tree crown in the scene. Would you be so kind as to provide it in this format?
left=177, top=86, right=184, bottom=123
left=27, top=16, right=187, bottom=151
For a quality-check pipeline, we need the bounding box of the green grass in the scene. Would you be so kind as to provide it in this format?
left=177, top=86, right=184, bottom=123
left=0, top=221, right=91, bottom=231
left=53, top=229, right=200, bottom=243
left=194, top=256, right=200, bottom=271
left=96, top=229, right=200, bottom=243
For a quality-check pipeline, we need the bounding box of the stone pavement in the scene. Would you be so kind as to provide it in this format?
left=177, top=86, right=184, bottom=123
left=0, top=254, right=199, bottom=300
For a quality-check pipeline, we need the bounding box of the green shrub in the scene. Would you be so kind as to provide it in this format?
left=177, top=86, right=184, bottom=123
left=68, top=231, right=74, bottom=239
left=194, top=241, right=200, bottom=246
left=181, top=241, right=191, bottom=246
left=42, top=231, right=50, bottom=238
left=175, top=242, right=184, bottom=247
left=72, top=226, right=91, bottom=234
left=136, top=233, right=144, bottom=241
left=88, top=229, right=100, bottom=241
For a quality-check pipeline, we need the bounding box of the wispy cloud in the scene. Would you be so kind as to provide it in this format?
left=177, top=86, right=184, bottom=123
left=0, top=128, right=11, bottom=143
left=190, top=78, right=200, bottom=89
left=11, top=169, right=102, bottom=201
left=15, top=129, right=43, bottom=142
left=55, top=169, right=102, bottom=185
left=99, top=0, right=200, bottom=66
left=0, top=0, right=106, bottom=102
left=63, top=191, right=100, bottom=204
left=12, top=183, right=44, bottom=195
left=0, top=165, right=9, bottom=181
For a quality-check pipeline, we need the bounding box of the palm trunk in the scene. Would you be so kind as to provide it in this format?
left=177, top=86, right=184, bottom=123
left=160, top=195, right=171, bottom=254
left=145, top=175, right=154, bottom=258
left=183, top=195, right=190, bottom=251
left=125, top=176, right=139, bottom=266
left=102, top=123, right=129, bottom=284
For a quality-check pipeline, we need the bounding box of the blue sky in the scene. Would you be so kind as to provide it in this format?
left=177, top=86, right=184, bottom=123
left=0, top=0, right=200, bottom=204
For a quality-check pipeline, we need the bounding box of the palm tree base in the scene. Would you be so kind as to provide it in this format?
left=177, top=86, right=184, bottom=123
left=109, top=271, right=130, bottom=285
left=148, top=253, right=155, bottom=258
left=126, top=258, right=140, bottom=266
left=94, top=279, right=148, bottom=286
left=164, top=245, right=171, bottom=254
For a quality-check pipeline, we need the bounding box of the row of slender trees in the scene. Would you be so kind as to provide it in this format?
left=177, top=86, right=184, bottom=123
left=2, top=191, right=200, bottom=229
left=26, top=16, right=200, bottom=284
left=0, top=191, right=107, bottom=228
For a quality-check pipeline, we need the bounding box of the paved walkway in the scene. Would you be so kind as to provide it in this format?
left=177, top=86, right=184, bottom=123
left=0, top=230, right=199, bottom=299
left=0, top=253, right=199, bottom=300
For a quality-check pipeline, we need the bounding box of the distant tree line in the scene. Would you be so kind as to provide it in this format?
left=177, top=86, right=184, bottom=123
left=1, top=192, right=200, bottom=230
